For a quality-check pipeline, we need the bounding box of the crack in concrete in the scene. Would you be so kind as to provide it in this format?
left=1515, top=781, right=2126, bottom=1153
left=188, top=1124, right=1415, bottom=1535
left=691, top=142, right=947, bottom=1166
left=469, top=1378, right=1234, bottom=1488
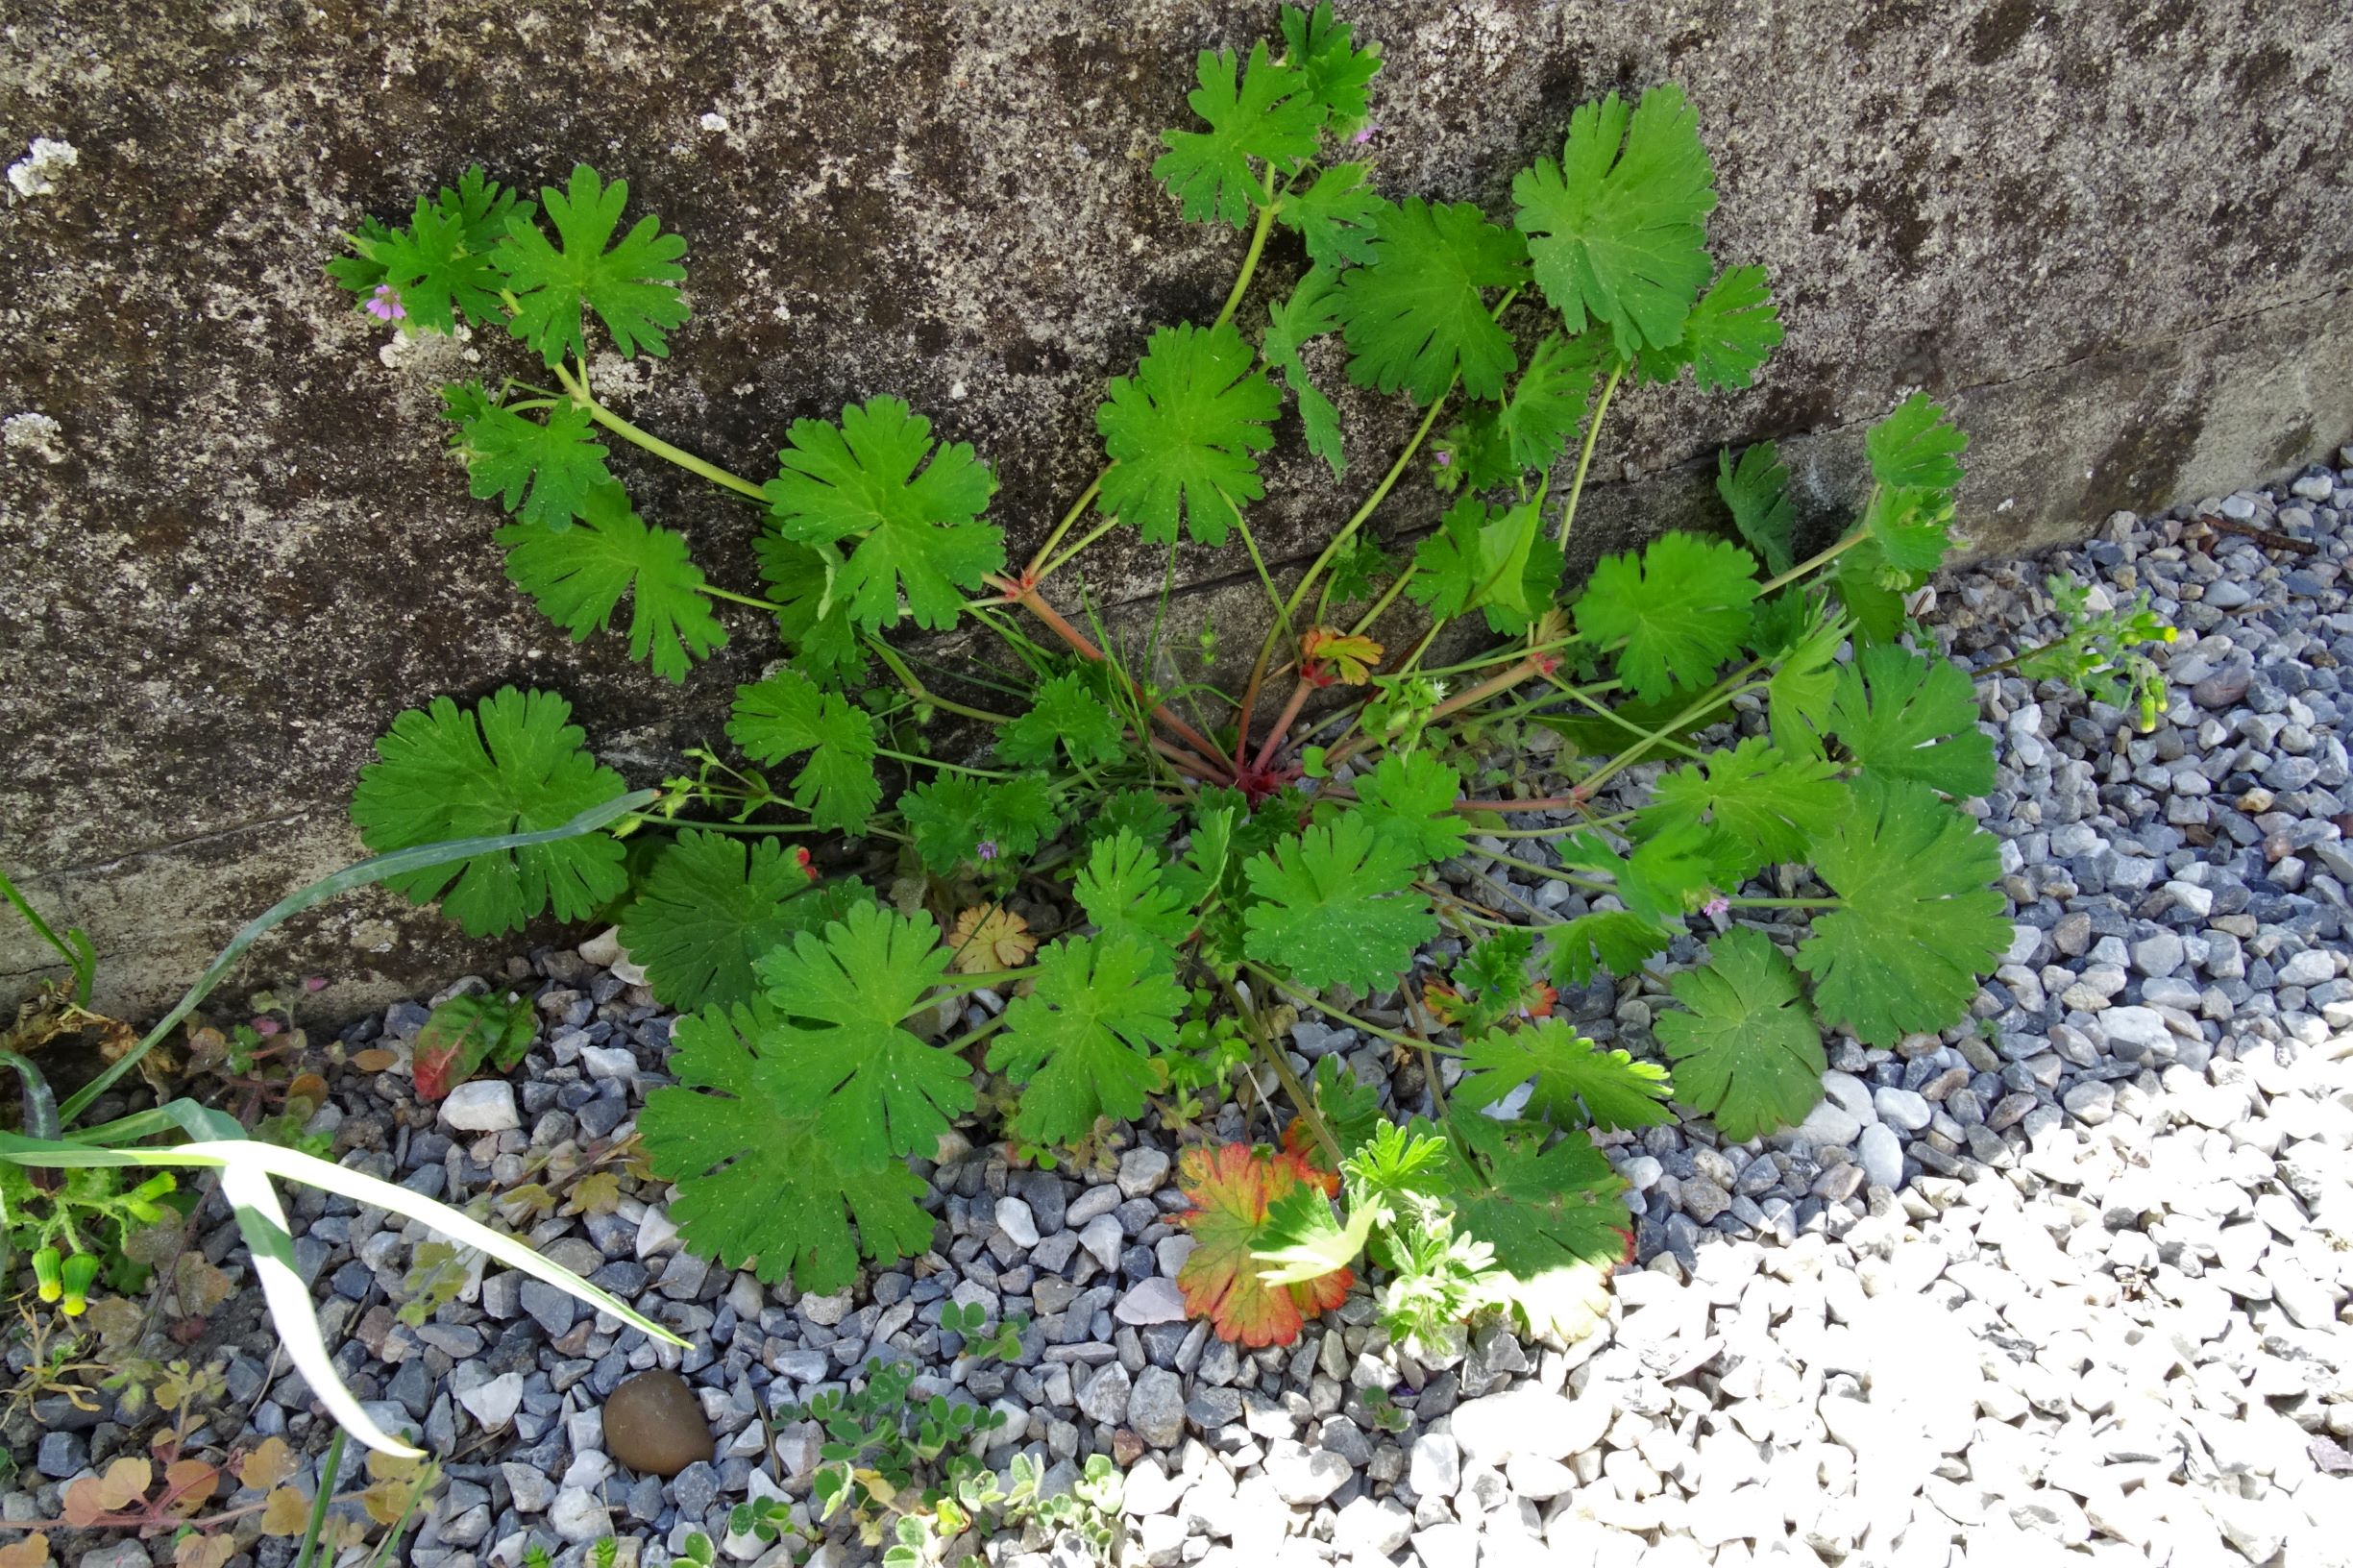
left=11, top=809, right=322, bottom=886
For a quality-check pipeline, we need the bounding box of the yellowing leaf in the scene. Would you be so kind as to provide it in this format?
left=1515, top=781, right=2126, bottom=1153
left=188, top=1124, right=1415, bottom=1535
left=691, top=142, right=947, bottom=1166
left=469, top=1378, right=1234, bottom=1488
left=352, top=1047, right=400, bottom=1072
left=1175, top=1143, right=1351, bottom=1347
left=948, top=904, right=1036, bottom=973
left=0, top=1532, right=50, bottom=1568
left=361, top=1479, right=416, bottom=1526
left=174, top=1534, right=235, bottom=1568
left=1298, top=626, right=1383, bottom=687
left=163, top=1458, right=220, bottom=1517
left=239, top=1436, right=300, bottom=1492
left=566, top=1170, right=625, bottom=1216
left=93, top=1457, right=152, bottom=1511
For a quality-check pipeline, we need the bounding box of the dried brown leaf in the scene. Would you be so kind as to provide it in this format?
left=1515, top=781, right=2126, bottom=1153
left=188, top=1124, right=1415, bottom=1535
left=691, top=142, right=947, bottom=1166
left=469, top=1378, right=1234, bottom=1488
left=258, top=1486, right=313, bottom=1536
left=949, top=904, right=1036, bottom=972
left=92, top=1456, right=153, bottom=1511
left=173, top=1534, right=234, bottom=1568
left=162, top=1458, right=219, bottom=1516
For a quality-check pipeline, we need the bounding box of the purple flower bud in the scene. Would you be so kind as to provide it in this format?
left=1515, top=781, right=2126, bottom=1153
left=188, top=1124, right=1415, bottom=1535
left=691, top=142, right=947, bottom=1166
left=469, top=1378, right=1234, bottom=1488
left=1702, top=895, right=1729, bottom=919
left=365, top=283, right=407, bottom=322
left=1434, top=450, right=1453, bottom=467
left=976, top=840, right=999, bottom=862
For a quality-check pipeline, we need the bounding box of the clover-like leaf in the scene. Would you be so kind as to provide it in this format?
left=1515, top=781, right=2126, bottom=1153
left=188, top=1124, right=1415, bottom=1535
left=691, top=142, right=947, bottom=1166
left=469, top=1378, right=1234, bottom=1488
left=499, top=483, right=726, bottom=681
left=1654, top=926, right=1825, bottom=1140
left=1512, top=85, right=1717, bottom=357
left=1241, top=815, right=1436, bottom=993
left=641, top=1001, right=939, bottom=1292
left=1455, top=1018, right=1674, bottom=1133
left=1822, top=644, right=1996, bottom=797
left=619, top=829, right=870, bottom=1012
left=764, top=396, right=1004, bottom=633
left=1573, top=530, right=1759, bottom=703
left=1096, top=321, right=1281, bottom=548
left=1153, top=42, right=1323, bottom=227
left=350, top=687, right=630, bottom=936
left=1176, top=1143, right=1352, bottom=1347
left=1336, top=197, right=1529, bottom=404
left=988, top=936, right=1185, bottom=1146
left=727, top=668, right=882, bottom=831
left=1796, top=776, right=2009, bottom=1046
left=997, top=672, right=1125, bottom=771
left=749, top=902, right=970, bottom=1161
left=496, top=163, right=691, bottom=364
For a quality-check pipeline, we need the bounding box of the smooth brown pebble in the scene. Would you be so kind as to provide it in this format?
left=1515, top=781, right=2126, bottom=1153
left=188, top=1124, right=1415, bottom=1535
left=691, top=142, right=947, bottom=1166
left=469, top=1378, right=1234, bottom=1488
left=601, top=1369, right=713, bottom=1477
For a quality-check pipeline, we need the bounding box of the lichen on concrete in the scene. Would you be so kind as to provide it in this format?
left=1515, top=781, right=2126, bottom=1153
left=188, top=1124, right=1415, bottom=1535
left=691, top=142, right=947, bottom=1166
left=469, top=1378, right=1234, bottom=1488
left=2, top=0, right=2348, bottom=1017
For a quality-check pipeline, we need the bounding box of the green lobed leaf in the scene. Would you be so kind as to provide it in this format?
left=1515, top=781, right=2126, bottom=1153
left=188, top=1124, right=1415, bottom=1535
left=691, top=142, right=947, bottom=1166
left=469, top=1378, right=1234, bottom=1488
left=1545, top=909, right=1674, bottom=987
left=1278, top=161, right=1385, bottom=266
left=641, top=1001, right=938, bottom=1292
left=1074, top=831, right=1195, bottom=954
left=619, top=829, right=871, bottom=1012
left=1822, top=644, right=1997, bottom=797
left=1262, top=265, right=1350, bottom=479
left=1637, top=734, right=1847, bottom=883
left=1511, top=85, right=1718, bottom=357
left=1348, top=750, right=1467, bottom=863
left=350, top=687, right=629, bottom=937
left=1635, top=264, right=1781, bottom=391
left=996, top=672, right=1126, bottom=771
left=1151, top=42, right=1323, bottom=227
left=1497, top=331, right=1607, bottom=473
left=1278, top=2, right=1383, bottom=131
left=1097, top=321, right=1282, bottom=548
left=764, top=396, right=1004, bottom=633
left=1865, top=392, right=1968, bottom=492
left=1573, top=531, right=1759, bottom=702
left=1796, top=776, right=2009, bottom=1046
left=498, top=482, right=727, bottom=681
left=749, top=902, right=970, bottom=1163
left=1767, top=600, right=1847, bottom=756
left=496, top=163, right=691, bottom=365
left=1717, top=441, right=1794, bottom=578
left=1406, top=495, right=1561, bottom=634
left=358, top=172, right=527, bottom=332
left=899, top=774, right=1061, bottom=874
left=1654, top=927, right=1825, bottom=1140
left=1241, top=814, right=1435, bottom=993
left=1455, top=1018, right=1673, bottom=1133
left=752, top=535, right=867, bottom=685
left=1443, top=1113, right=1631, bottom=1284
left=987, top=935, right=1186, bottom=1146
left=1335, top=197, right=1528, bottom=405
left=727, top=668, right=883, bottom=832
left=445, top=389, right=615, bottom=533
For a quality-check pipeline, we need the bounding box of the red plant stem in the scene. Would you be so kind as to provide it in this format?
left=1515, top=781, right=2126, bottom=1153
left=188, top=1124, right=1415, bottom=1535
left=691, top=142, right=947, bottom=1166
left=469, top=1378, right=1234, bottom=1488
left=1150, top=736, right=1224, bottom=780
left=1234, top=651, right=1274, bottom=771
left=1250, top=678, right=1314, bottom=774
left=1005, top=581, right=1236, bottom=773
left=1323, top=656, right=1542, bottom=775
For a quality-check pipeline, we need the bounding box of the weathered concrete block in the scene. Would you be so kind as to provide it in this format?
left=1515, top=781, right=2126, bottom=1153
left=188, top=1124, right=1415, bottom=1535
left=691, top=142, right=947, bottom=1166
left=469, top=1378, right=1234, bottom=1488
left=3, top=1, right=2348, bottom=1018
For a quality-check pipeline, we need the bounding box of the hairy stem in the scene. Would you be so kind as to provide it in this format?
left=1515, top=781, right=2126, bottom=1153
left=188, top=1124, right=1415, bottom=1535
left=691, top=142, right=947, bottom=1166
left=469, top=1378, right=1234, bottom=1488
left=1244, top=965, right=1426, bottom=1052
left=553, top=365, right=768, bottom=502
left=1004, top=582, right=1235, bottom=772
left=1220, top=975, right=1341, bottom=1169
left=1251, top=679, right=1315, bottom=774
left=1757, top=524, right=1868, bottom=597
left=1022, top=476, right=1106, bottom=579
left=1556, top=358, right=1625, bottom=548
left=866, top=638, right=1017, bottom=725
left=1213, top=171, right=1284, bottom=330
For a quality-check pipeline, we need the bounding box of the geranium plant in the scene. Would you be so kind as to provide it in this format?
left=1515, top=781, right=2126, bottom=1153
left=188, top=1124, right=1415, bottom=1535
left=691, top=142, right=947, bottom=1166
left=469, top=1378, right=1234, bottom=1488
left=329, top=3, right=2011, bottom=1356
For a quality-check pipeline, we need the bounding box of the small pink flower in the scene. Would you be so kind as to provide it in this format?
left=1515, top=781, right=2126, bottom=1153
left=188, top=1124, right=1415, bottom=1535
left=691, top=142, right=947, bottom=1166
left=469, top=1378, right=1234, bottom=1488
left=304, top=974, right=330, bottom=992
left=976, top=840, right=999, bottom=863
left=252, top=1016, right=282, bottom=1037
left=1702, top=894, right=1729, bottom=919
left=1353, top=124, right=1380, bottom=145
left=365, top=283, right=406, bottom=322
left=1434, top=450, right=1453, bottom=467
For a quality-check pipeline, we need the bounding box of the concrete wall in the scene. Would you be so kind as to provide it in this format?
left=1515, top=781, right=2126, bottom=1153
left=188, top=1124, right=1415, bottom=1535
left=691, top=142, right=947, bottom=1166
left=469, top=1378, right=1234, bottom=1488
left=3, top=0, right=2349, bottom=1021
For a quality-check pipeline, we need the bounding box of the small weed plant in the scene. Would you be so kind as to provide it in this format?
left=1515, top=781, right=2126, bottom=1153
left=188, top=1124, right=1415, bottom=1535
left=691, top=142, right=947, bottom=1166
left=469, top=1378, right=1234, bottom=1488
left=325, top=4, right=2034, bottom=1366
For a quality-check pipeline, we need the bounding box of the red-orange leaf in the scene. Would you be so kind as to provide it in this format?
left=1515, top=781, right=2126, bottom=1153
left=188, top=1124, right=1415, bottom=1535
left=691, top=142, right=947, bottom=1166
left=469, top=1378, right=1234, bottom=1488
left=1174, top=1143, right=1351, bottom=1347
left=1299, top=626, right=1384, bottom=688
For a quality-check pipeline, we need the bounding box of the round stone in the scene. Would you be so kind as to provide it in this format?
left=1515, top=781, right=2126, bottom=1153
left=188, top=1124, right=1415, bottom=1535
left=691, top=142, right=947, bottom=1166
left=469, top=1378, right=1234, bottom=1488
left=601, top=1369, right=714, bottom=1477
